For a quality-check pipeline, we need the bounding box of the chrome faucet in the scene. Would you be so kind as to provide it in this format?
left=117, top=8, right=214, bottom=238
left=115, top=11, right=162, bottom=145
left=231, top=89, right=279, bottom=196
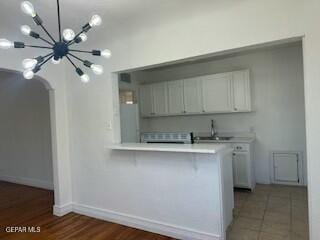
left=211, top=119, right=217, bottom=137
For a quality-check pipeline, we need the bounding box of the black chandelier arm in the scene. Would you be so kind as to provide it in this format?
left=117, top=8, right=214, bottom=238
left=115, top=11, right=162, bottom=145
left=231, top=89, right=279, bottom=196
left=26, top=30, right=54, bottom=46
left=33, top=53, right=54, bottom=74
left=38, top=52, right=53, bottom=59
left=69, top=49, right=94, bottom=54
left=38, top=53, right=54, bottom=68
left=68, top=53, right=86, bottom=63
left=38, top=36, right=55, bottom=46
left=34, top=52, right=53, bottom=62
left=57, top=0, right=62, bottom=41
left=39, top=24, right=56, bottom=43
left=25, top=44, right=53, bottom=50
left=65, top=55, right=78, bottom=69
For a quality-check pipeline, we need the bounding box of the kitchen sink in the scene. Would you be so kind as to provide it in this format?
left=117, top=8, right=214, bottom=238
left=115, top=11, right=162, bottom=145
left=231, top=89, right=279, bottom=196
left=194, top=136, right=234, bottom=141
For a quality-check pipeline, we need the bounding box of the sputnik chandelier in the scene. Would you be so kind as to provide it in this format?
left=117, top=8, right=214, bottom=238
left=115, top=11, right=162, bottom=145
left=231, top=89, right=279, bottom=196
left=0, top=0, right=111, bottom=83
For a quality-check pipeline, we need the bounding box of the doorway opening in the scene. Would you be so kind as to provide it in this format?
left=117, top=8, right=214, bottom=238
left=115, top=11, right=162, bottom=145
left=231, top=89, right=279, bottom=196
left=0, top=69, right=57, bottom=215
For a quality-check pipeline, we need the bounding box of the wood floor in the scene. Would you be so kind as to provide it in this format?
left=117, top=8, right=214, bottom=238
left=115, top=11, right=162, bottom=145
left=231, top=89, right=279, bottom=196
left=0, top=181, right=176, bottom=240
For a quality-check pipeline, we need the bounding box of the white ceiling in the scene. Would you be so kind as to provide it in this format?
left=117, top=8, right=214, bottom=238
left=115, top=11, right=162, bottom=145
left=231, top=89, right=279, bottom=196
left=0, top=0, right=203, bottom=27
left=0, top=0, right=226, bottom=37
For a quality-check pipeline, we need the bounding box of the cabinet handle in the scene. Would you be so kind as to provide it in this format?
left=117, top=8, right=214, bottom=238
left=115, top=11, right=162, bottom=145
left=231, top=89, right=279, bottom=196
left=234, top=108, right=238, bottom=111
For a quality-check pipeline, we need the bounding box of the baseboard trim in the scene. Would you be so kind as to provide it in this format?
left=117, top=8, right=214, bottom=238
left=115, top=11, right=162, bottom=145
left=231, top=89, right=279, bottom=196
left=53, top=203, right=73, bottom=217
left=0, top=175, right=53, bottom=190
left=73, top=203, right=221, bottom=240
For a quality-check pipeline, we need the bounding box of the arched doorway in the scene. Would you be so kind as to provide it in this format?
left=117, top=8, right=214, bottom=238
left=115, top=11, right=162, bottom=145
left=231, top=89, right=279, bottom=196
left=0, top=68, right=58, bottom=209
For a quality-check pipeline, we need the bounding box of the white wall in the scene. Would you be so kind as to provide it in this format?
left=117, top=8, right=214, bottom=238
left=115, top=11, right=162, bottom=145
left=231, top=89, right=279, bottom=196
left=0, top=60, right=72, bottom=210
left=0, top=71, right=53, bottom=189
left=65, top=0, right=320, bottom=239
left=132, top=44, right=306, bottom=185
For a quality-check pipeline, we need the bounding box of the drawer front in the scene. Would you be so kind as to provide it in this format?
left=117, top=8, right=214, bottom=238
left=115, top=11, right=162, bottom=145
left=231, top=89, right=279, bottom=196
left=233, top=143, right=249, bottom=152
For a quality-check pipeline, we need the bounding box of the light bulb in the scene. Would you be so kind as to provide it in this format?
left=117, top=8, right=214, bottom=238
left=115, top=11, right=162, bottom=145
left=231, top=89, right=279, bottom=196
left=21, top=25, right=31, bottom=36
left=23, top=69, right=34, bottom=79
left=52, top=58, right=61, bottom=64
left=91, top=64, right=103, bottom=75
left=21, top=1, right=36, bottom=17
left=89, top=15, right=102, bottom=27
left=80, top=74, right=90, bottom=83
left=63, top=29, right=75, bottom=41
left=101, top=49, right=112, bottom=59
left=79, top=33, right=87, bottom=42
left=0, top=39, right=14, bottom=49
left=22, top=58, right=37, bottom=70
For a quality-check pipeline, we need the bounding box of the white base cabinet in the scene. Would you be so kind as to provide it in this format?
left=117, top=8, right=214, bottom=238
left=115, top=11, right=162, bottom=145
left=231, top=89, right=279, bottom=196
left=232, top=143, right=255, bottom=190
left=139, top=69, right=251, bottom=117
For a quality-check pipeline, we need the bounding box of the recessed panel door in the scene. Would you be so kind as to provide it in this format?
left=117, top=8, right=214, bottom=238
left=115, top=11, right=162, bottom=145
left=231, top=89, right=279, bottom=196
left=202, top=73, right=232, bottom=113
left=233, top=152, right=250, bottom=188
left=152, top=82, right=168, bottom=115
left=139, top=85, right=153, bottom=116
left=273, top=153, right=299, bottom=183
left=232, top=70, right=251, bottom=112
left=168, top=80, right=184, bottom=114
left=183, top=77, right=203, bottom=114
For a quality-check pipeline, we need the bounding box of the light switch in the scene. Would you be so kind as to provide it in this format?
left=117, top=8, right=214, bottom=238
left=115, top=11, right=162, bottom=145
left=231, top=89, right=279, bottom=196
left=106, top=122, right=112, bottom=130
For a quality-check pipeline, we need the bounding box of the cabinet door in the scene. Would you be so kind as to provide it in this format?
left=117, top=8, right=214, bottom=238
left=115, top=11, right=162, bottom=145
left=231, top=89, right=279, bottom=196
left=232, top=70, right=251, bottom=112
left=202, top=73, right=232, bottom=113
left=233, top=152, right=250, bottom=188
left=139, top=85, right=153, bottom=116
left=152, top=82, right=168, bottom=115
left=167, top=80, right=184, bottom=114
left=183, top=77, right=203, bottom=114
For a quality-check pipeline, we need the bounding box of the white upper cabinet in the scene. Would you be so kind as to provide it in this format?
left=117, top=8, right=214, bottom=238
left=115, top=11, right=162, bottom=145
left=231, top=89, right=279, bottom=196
left=151, top=82, right=168, bottom=115
left=183, top=77, right=203, bottom=114
left=139, top=69, right=251, bottom=117
left=167, top=80, right=185, bottom=114
left=232, top=70, right=251, bottom=112
left=202, top=73, right=233, bottom=113
left=139, top=84, right=153, bottom=117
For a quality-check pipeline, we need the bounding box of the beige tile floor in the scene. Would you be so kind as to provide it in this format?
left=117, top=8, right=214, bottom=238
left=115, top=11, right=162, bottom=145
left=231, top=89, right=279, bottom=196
left=228, top=184, right=309, bottom=240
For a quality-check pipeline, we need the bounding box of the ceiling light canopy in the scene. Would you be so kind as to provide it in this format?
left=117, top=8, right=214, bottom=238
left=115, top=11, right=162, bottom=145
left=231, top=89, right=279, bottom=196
left=1, top=0, right=112, bottom=83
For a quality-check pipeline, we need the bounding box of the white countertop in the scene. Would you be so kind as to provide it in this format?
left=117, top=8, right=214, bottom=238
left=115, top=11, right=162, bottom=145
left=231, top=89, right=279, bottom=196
left=108, top=143, right=230, bottom=154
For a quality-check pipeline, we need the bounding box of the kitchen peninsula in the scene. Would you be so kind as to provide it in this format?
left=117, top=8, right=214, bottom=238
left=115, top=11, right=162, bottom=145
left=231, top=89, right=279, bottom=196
left=108, top=143, right=234, bottom=240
